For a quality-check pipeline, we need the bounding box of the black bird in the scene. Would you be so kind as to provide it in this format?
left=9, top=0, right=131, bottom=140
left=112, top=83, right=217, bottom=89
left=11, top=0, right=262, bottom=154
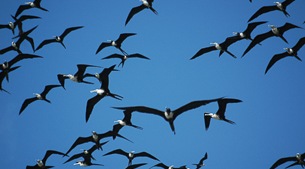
left=85, top=65, right=123, bottom=122
left=204, top=98, right=242, bottom=130
left=193, top=152, right=208, bottom=169
left=248, top=0, right=295, bottom=22
left=57, top=64, right=99, bottom=89
left=0, top=25, right=37, bottom=55
left=103, top=149, right=159, bottom=166
left=84, top=64, right=118, bottom=84
left=150, top=163, right=188, bottom=169
left=190, top=40, right=237, bottom=60
left=35, top=26, right=83, bottom=51
left=270, top=152, right=305, bottom=169
left=0, top=15, right=40, bottom=35
left=26, top=150, right=66, bottom=169
left=19, top=84, right=61, bottom=115
left=125, top=0, right=158, bottom=26
left=113, top=98, right=219, bottom=134
left=102, top=53, right=150, bottom=67
left=225, top=21, right=267, bottom=46
left=0, top=66, right=20, bottom=94
left=15, top=0, right=48, bottom=17
left=126, top=163, right=147, bottom=169
left=242, top=23, right=302, bottom=57
left=265, top=37, right=305, bottom=74
left=96, top=33, right=136, bottom=55
left=64, top=130, right=132, bottom=156
left=73, top=158, right=103, bottom=167
left=1, top=53, right=43, bottom=71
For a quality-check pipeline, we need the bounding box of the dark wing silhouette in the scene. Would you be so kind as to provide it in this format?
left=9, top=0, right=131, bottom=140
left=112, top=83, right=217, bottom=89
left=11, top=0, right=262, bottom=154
left=103, top=148, right=129, bottom=157
left=134, top=152, right=159, bottom=161
left=204, top=114, right=212, bottom=130
left=265, top=52, right=290, bottom=74
left=125, top=5, right=146, bottom=26
left=128, top=53, right=150, bottom=59
left=292, top=37, right=305, bottom=51
left=116, top=33, right=137, bottom=45
left=19, top=97, right=38, bottom=115
left=15, top=4, right=32, bottom=17
left=0, top=66, right=20, bottom=93
left=8, top=53, right=43, bottom=68
left=126, top=163, right=147, bottom=169
left=40, top=84, right=61, bottom=98
left=102, top=53, right=124, bottom=60
left=270, top=156, right=297, bottom=169
left=96, top=42, right=111, bottom=54
left=244, top=21, right=268, bottom=36
left=86, top=94, right=105, bottom=122
left=242, top=31, right=274, bottom=57
left=113, top=106, right=164, bottom=118
left=190, top=46, right=216, bottom=60
left=59, top=26, right=83, bottom=40
left=35, top=39, right=57, bottom=51
left=42, top=150, right=66, bottom=164
left=248, top=5, right=278, bottom=22
left=216, top=98, right=242, bottom=118
left=151, top=162, right=168, bottom=169
left=65, top=136, right=93, bottom=155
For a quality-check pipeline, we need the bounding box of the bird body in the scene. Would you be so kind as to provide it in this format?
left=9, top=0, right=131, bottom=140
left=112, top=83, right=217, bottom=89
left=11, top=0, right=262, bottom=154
left=15, top=0, right=48, bottom=17
left=270, top=152, right=305, bottom=169
left=26, top=150, right=66, bottom=169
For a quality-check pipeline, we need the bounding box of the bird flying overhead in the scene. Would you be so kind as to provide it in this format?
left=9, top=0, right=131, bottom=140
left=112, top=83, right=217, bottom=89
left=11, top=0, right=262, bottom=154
left=0, top=14, right=40, bottom=35
left=102, top=53, right=150, bottom=67
left=26, top=150, right=66, bottom=169
left=0, top=66, right=20, bottom=94
left=193, top=152, right=208, bottom=169
left=15, top=0, right=48, bottom=17
left=270, top=152, right=305, bottom=169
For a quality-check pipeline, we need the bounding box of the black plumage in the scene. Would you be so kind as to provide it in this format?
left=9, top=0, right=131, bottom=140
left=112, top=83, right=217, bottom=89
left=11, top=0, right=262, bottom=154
left=102, top=53, right=150, bottom=67
left=15, top=0, right=48, bottom=17
left=0, top=15, right=40, bottom=35
left=150, top=163, right=188, bottom=169
left=270, top=153, right=305, bottom=169
left=193, top=152, right=208, bottom=169
left=0, top=66, right=20, bottom=94
left=26, top=150, right=66, bottom=169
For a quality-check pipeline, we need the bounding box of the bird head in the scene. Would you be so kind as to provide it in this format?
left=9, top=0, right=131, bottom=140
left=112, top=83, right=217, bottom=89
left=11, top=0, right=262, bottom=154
left=268, top=24, right=276, bottom=29
left=94, top=73, right=100, bottom=78
left=165, top=107, right=171, bottom=113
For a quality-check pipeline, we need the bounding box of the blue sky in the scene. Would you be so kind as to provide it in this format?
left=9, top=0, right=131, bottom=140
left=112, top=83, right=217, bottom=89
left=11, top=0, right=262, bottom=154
left=1, top=0, right=305, bottom=169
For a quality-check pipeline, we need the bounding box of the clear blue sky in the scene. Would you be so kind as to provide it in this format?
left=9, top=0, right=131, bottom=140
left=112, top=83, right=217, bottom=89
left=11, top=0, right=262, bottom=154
left=1, top=0, right=305, bottom=169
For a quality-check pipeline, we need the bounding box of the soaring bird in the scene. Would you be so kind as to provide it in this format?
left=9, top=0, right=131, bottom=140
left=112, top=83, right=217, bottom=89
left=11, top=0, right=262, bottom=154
left=57, top=64, right=99, bottom=89
left=103, top=149, right=159, bottom=166
left=150, top=163, right=189, bottom=169
left=126, top=163, right=147, bottom=169
left=248, top=0, right=295, bottom=22
left=190, top=39, right=237, bottom=60
left=84, top=64, right=118, bottom=84
left=64, top=130, right=132, bottom=156
left=1, top=53, right=43, bottom=71
left=101, top=53, right=150, bottom=67
left=0, top=25, right=37, bottom=55
left=19, top=84, right=61, bottom=115
left=270, top=152, right=305, bottom=169
left=0, top=66, right=20, bottom=94
left=193, top=152, right=208, bottom=169
left=15, top=0, right=48, bottom=17
left=225, top=21, right=267, bottom=47
left=35, top=26, right=83, bottom=51
left=125, top=0, right=158, bottom=26
left=265, top=37, right=305, bottom=74
left=204, top=98, right=242, bottom=130
left=0, top=15, right=40, bottom=35
left=242, top=22, right=302, bottom=57
left=26, top=150, right=66, bottom=169
left=73, top=158, right=103, bottom=167
left=96, top=33, right=136, bottom=55
left=112, top=98, right=219, bottom=134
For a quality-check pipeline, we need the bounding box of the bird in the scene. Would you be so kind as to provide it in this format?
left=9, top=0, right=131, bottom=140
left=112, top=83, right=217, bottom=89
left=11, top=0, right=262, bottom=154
left=190, top=40, right=237, bottom=60
left=35, top=26, right=83, bottom=51
left=0, top=25, right=37, bottom=55
left=242, top=22, right=302, bottom=57
left=0, top=14, right=40, bottom=35
left=248, top=0, right=295, bottom=22
left=112, top=98, right=220, bottom=134
left=150, top=163, right=189, bottom=169
left=1, top=53, right=43, bottom=71
left=103, top=149, right=159, bottom=166
left=270, top=152, right=305, bottom=169
left=225, top=21, right=267, bottom=46
left=26, top=150, right=66, bottom=169
left=84, top=64, right=118, bottom=84
left=193, top=152, right=208, bottom=169
left=96, top=33, right=136, bottom=55
left=0, top=66, right=20, bottom=94
left=101, top=53, right=150, bottom=67
left=125, top=0, right=158, bottom=26
left=126, top=163, right=147, bottom=169
left=64, top=130, right=132, bottom=156
left=57, top=64, right=100, bottom=89
left=19, top=84, right=61, bottom=115
left=73, top=159, right=104, bottom=167
left=15, top=0, right=48, bottom=17
left=265, top=37, right=305, bottom=74
left=204, top=98, right=242, bottom=130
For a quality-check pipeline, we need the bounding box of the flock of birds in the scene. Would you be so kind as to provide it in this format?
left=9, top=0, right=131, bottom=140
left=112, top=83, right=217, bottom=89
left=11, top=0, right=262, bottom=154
left=1, top=0, right=305, bottom=169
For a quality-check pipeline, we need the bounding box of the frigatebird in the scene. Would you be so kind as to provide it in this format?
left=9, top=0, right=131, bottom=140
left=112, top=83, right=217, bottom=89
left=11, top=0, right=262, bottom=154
left=64, top=130, right=132, bottom=156
left=19, top=84, right=61, bottom=115
left=125, top=0, right=158, bottom=26
left=15, top=0, right=48, bottom=17
left=126, top=163, right=147, bottom=169
left=26, top=150, right=66, bottom=169
left=84, top=64, right=118, bottom=84
left=193, top=152, right=208, bottom=169
left=0, top=25, right=37, bottom=55
left=0, top=66, right=20, bottom=94
left=113, top=98, right=220, bottom=134
left=57, top=64, right=99, bottom=89
left=150, top=163, right=189, bottom=169
left=248, top=0, right=295, bottom=22
left=0, top=15, right=40, bottom=35
left=101, top=53, right=150, bottom=67
left=35, top=26, right=83, bottom=51
left=242, top=22, right=302, bottom=57
left=103, top=149, right=159, bottom=166
left=265, top=37, right=305, bottom=74
left=204, top=98, right=242, bottom=130
left=270, top=152, right=305, bottom=169
left=73, top=158, right=104, bottom=167
left=1, top=53, right=43, bottom=71
left=96, top=33, right=136, bottom=55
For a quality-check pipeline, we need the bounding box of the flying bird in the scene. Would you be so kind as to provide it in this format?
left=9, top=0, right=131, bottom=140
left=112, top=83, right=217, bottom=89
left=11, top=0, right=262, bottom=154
left=150, top=163, right=189, bottom=169
left=73, top=159, right=103, bottom=167
left=265, top=37, right=305, bottom=74
left=125, top=0, right=158, bottom=26
left=0, top=66, right=20, bottom=94
left=242, top=22, right=302, bottom=57
left=103, top=149, right=159, bottom=166
left=270, top=152, right=305, bottom=169
left=96, top=33, right=136, bottom=55
left=1, top=53, right=43, bottom=71
left=248, top=0, right=295, bottom=22
left=126, top=163, right=147, bottom=169
left=15, top=0, right=48, bottom=17
left=26, top=150, right=66, bottom=169
left=0, top=14, right=40, bottom=35
left=35, top=26, right=83, bottom=51
left=204, top=98, right=242, bottom=130
left=19, top=84, right=61, bottom=115
left=193, top=152, right=208, bottom=169
left=190, top=40, right=237, bottom=60
left=113, top=98, right=220, bottom=134
left=84, top=64, right=118, bottom=84
left=101, top=53, right=150, bottom=67
left=57, top=64, right=99, bottom=89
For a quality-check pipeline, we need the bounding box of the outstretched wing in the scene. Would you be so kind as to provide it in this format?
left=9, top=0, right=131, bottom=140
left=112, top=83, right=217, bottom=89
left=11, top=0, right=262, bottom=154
left=265, top=52, right=288, bottom=74
left=190, top=46, right=216, bottom=60
left=125, top=5, right=146, bottom=25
